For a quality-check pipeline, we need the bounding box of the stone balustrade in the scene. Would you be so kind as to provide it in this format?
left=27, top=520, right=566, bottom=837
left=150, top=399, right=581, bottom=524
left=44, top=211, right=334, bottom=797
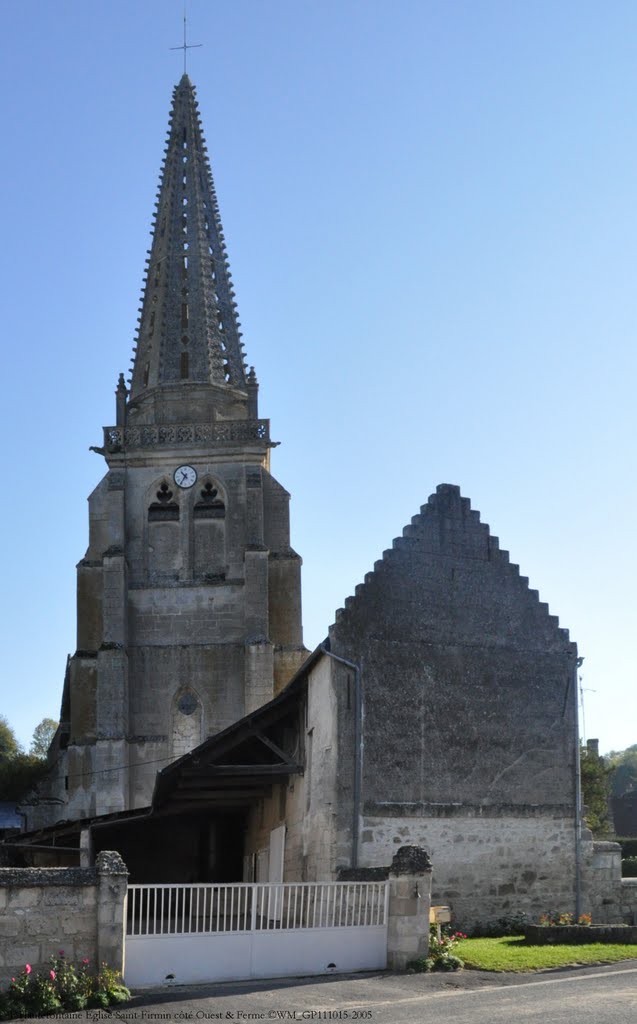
left=103, top=419, right=270, bottom=452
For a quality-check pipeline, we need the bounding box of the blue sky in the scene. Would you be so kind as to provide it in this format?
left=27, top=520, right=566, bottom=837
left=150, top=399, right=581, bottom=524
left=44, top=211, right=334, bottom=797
left=0, top=0, right=635, bottom=755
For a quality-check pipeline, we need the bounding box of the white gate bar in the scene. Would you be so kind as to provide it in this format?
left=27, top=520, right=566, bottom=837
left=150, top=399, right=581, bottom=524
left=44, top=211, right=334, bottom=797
left=127, top=881, right=388, bottom=936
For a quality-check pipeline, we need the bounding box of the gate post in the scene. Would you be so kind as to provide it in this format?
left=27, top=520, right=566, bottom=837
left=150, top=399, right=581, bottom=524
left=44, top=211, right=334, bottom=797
left=386, top=846, right=432, bottom=970
left=96, top=851, right=129, bottom=975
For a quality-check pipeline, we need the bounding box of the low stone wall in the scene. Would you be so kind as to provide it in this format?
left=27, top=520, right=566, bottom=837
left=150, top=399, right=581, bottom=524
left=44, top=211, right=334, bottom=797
left=0, top=851, right=127, bottom=983
left=525, top=924, right=637, bottom=945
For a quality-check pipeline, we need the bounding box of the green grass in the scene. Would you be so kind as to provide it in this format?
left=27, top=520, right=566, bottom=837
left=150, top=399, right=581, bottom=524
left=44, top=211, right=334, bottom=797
left=455, top=936, right=637, bottom=972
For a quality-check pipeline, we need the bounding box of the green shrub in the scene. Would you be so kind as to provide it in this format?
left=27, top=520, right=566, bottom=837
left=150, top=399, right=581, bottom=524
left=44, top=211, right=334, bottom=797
left=622, top=857, right=637, bottom=877
left=471, top=911, right=529, bottom=937
left=0, top=954, right=130, bottom=1021
left=616, top=838, right=637, bottom=858
left=407, top=927, right=466, bottom=972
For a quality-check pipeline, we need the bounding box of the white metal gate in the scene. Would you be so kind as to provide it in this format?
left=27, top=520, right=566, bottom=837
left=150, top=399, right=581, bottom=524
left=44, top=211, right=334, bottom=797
left=125, top=881, right=389, bottom=987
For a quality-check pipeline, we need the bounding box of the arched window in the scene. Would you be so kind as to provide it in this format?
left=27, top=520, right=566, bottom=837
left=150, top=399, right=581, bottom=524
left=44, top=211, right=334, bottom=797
left=147, top=481, right=180, bottom=581
left=193, top=480, right=226, bottom=580
left=171, top=687, right=203, bottom=758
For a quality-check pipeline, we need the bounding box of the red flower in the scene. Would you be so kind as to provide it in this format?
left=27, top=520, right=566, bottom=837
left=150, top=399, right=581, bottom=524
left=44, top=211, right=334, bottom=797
left=82, top=958, right=90, bottom=965
left=25, top=965, right=32, bottom=975
left=58, top=950, right=65, bottom=957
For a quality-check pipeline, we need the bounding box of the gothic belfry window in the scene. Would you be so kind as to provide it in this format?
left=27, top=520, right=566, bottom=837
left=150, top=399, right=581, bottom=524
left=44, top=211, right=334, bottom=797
left=193, top=480, right=226, bottom=580
left=147, top=481, right=181, bottom=581
left=171, top=687, right=203, bottom=758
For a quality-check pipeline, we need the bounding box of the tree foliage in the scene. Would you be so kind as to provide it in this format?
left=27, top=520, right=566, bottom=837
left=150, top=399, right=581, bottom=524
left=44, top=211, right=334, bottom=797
left=0, top=716, right=19, bottom=762
left=29, top=718, right=58, bottom=759
left=0, top=716, right=56, bottom=802
left=0, top=755, right=49, bottom=802
left=580, top=744, right=613, bottom=834
left=607, top=744, right=637, bottom=799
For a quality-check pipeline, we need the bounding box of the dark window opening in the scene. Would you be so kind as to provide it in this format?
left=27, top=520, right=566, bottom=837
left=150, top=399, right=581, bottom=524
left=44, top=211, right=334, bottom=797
left=181, top=303, right=189, bottom=328
left=194, top=481, right=225, bottom=519
left=180, top=352, right=189, bottom=379
left=149, top=482, right=179, bottom=522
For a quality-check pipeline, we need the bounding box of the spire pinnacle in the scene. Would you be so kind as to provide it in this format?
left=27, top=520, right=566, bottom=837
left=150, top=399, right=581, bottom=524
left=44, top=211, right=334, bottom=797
left=130, top=76, right=248, bottom=401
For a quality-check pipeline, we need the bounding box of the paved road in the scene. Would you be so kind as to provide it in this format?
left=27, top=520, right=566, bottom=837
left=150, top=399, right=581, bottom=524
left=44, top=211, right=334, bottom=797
left=16, top=963, right=637, bottom=1023
left=88, top=962, right=637, bottom=1024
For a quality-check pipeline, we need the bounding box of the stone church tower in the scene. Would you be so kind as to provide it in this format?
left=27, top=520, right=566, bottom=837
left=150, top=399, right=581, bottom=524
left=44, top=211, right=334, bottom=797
left=39, top=76, right=307, bottom=824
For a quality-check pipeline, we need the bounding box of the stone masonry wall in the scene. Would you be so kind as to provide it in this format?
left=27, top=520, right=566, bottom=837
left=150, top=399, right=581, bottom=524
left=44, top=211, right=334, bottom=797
left=0, top=852, right=127, bottom=984
left=358, top=812, right=576, bottom=930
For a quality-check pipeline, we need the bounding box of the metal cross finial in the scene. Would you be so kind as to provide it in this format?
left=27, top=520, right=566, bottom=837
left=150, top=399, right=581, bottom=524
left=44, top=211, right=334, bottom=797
left=170, top=6, right=202, bottom=74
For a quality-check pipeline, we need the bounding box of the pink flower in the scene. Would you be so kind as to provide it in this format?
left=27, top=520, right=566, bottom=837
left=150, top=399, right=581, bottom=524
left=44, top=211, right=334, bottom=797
left=50, top=970, right=56, bottom=981
left=82, top=958, right=90, bottom=965
left=25, top=965, right=32, bottom=975
left=58, top=950, right=65, bottom=957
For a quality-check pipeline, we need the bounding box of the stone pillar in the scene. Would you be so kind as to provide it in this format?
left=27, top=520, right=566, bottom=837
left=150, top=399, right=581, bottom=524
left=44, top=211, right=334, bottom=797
left=96, top=851, right=128, bottom=975
left=116, top=373, right=128, bottom=426
left=386, top=846, right=432, bottom=970
left=79, top=828, right=93, bottom=868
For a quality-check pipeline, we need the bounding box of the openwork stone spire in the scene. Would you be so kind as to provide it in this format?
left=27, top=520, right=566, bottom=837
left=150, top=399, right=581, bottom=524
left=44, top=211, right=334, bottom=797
left=130, top=75, right=246, bottom=398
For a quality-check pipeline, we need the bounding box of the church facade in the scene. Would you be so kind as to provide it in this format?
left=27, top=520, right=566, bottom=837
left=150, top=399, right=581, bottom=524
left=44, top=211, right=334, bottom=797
left=33, top=76, right=307, bottom=826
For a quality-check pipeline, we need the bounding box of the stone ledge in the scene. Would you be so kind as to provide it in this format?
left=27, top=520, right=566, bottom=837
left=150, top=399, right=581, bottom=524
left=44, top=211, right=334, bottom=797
left=0, top=868, right=96, bottom=888
left=96, top=851, right=128, bottom=876
left=364, top=801, right=574, bottom=818
left=525, top=924, right=637, bottom=944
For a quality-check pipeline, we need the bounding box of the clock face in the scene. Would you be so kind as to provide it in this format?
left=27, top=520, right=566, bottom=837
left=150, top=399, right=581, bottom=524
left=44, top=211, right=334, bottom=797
left=174, top=465, right=197, bottom=489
